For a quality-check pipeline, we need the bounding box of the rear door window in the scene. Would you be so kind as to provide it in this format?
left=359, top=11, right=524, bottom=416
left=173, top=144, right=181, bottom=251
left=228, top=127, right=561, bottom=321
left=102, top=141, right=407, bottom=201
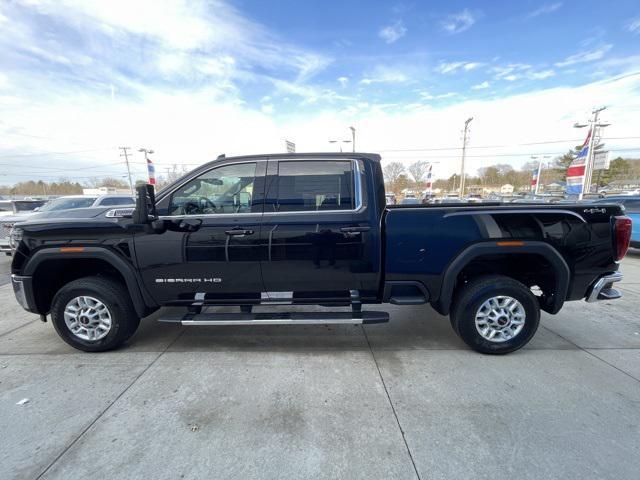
left=275, top=161, right=354, bottom=212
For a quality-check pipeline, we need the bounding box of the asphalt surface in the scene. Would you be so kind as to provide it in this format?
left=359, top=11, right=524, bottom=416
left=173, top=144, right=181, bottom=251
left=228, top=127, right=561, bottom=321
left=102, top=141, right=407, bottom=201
left=1, top=252, right=639, bottom=479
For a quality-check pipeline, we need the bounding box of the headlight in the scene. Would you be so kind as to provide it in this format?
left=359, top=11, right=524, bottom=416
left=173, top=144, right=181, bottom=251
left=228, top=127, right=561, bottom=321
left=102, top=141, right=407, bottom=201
left=9, top=226, right=23, bottom=251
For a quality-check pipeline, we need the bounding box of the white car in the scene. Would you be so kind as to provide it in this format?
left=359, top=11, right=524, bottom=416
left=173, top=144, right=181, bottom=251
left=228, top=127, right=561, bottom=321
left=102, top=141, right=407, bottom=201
left=0, top=195, right=134, bottom=254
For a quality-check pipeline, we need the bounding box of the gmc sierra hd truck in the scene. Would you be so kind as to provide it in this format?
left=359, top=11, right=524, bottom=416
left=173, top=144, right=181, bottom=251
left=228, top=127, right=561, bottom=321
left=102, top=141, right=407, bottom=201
left=9, top=153, right=632, bottom=354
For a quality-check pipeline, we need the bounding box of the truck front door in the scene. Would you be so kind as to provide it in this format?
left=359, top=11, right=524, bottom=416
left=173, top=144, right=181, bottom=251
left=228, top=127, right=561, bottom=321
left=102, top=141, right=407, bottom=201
left=135, top=160, right=266, bottom=305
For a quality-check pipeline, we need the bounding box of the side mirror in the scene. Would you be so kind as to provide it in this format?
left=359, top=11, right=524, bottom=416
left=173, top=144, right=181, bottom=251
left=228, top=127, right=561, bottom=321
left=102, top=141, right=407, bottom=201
left=133, top=184, right=157, bottom=224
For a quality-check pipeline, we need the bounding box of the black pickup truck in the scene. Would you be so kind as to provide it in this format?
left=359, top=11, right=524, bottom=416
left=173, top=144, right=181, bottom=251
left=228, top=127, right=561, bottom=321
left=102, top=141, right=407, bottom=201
left=9, top=153, right=632, bottom=354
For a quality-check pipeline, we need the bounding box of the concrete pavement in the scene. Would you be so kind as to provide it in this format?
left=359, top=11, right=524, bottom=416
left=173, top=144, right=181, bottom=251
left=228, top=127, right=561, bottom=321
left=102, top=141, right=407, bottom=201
left=0, top=253, right=639, bottom=479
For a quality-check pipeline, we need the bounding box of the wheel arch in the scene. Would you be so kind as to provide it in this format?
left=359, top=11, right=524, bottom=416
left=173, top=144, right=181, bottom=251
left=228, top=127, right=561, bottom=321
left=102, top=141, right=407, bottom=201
left=434, top=241, right=570, bottom=316
left=23, top=247, right=155, bottom=317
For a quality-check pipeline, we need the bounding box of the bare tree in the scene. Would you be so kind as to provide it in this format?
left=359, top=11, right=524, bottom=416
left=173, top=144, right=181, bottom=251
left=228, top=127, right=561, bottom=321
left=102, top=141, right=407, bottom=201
left=407, top=161, right=429, bottom=188
left=383, top=162, right=405, bottom=192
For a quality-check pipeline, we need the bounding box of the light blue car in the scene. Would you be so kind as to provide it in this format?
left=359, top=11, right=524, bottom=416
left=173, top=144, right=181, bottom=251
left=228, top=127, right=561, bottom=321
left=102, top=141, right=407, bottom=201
left=594, top=196, right=640, bottom=248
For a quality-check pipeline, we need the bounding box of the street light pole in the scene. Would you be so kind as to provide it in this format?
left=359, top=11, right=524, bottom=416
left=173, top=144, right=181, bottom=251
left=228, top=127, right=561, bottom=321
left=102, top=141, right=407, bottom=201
left=349, top=126, right=356, bottom=152
left=574, top=107, right=609, bottom=200
left=328, top=139, right=351, bottom=152
left=459, top=117, right=473, bottom=199
left=531, top=155, right=551, bottom=195
left=138, top=147, right=155, bottom=185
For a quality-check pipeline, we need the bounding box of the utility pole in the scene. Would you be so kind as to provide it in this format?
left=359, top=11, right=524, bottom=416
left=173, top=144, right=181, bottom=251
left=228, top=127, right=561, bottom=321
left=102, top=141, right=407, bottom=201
left=459, top=117, right=473, bottom=199
left=119, top=146, right=134, bottom=194
left=349, top=126, right=356, bottom=152
left=575, top=107, right=609, bottom=200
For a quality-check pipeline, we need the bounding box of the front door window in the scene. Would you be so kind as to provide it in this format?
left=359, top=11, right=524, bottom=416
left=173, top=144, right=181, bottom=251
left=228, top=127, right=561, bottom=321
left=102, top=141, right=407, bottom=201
left=169, top=162, right=257, bottom=216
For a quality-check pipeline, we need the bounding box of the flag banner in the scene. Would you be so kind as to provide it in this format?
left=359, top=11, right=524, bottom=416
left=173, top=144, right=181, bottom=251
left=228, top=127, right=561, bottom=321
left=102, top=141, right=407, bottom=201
left=566, top=128, right=591, bottom=195
left=147, top=158, right=156, bottom=185
left=425, top=164, right=433, bottom=192
left=531, top=169, right=538, bottom=187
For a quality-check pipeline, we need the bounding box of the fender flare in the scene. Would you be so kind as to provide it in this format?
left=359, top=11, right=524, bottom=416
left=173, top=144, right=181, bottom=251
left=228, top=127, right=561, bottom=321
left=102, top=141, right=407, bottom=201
left=23, top=247, right=157, bottom=317
left=435, top=241, right=570, bottom=316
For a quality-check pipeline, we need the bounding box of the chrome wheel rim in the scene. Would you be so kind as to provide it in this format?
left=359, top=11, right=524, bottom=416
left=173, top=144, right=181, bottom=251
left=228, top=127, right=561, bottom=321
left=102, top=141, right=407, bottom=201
left=475, top=295, right=526, bottom=343
left=63, top=296, right=112, bottom=341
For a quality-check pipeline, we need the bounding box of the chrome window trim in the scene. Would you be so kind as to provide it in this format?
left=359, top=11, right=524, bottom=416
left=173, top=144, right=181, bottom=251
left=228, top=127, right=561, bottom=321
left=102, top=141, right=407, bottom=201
left=161, top=157, right=365, bottom=219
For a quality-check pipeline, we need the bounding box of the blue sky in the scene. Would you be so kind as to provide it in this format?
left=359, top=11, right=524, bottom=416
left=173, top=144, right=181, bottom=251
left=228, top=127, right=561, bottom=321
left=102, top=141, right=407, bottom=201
left=0, top=0, right=639, bottom=183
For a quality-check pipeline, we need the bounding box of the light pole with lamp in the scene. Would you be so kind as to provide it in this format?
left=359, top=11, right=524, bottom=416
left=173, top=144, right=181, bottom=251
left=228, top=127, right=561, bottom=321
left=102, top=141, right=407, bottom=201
left=573, top=107, right=610, bottom=200
left=328, top=139, right=351, bottom=152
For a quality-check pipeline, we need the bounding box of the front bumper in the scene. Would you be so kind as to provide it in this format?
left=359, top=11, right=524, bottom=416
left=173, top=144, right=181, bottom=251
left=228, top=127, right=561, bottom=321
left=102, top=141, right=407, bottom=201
left=586, top=272, right=623, bottom=303
left=11, top=274, right=38, bottom=313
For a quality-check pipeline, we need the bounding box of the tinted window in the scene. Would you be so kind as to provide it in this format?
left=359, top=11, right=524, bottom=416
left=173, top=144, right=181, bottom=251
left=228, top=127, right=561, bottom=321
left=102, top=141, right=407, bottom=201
left=169, top=162, right=257, bottom=215
left=100, top=197, right=134, bottom=206
left=275, top=161, right=354, bottom=212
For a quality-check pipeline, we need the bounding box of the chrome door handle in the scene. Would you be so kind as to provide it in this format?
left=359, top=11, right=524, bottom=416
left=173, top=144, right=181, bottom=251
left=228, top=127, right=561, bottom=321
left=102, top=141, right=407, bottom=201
left=225, top=229, right=254, bottom=236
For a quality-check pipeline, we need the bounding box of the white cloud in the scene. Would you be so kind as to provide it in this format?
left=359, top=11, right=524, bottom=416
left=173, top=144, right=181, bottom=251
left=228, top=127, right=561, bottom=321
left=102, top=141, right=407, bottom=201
left=526, top=2, right=563, bottom=19
left=504, top=75, right=518, bottom=82
left=0, top=73, right=9, bottom=89
left=492, top=63, right=532, bottom=80
left=378, top=21, right=407, bottom=44
left=463, top=62, right=482, bottom=71
left=529, top=69, right=555, bottom=79
left=419, top=91, right=458, bottom=100
left=626, top=17, right=640, bottom=34
left=555, top=44, right=613, bottom=67
left=2, top=74, right=640, bottom=184
left=337, top=76, right=349, bottom=87
left=435, top=61, right=482, bottom=74
left=261, top=104, right=274, bottom=114
left=441, top=9, right=478, bottom=34
left=361, top=66, right=410, bottom=85
left=471, top=81, right=490, bottom=90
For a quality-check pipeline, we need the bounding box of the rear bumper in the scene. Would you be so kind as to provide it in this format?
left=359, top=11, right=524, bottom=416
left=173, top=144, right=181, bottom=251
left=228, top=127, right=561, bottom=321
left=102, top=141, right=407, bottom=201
left=11, top=274, right=38, bottom=313
left=586, top=272, right=623, bottom=303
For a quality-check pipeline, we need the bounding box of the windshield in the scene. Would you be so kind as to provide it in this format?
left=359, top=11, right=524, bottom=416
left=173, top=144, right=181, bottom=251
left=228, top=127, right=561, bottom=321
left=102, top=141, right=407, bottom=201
left=14, top=200, right=46, bottom=212
left=39, top=197, right=97, bottom=211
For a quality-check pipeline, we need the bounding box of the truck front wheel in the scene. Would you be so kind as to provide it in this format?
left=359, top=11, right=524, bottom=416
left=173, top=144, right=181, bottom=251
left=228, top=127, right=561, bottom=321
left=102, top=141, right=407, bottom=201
left=50, top=276, right=140, bottom=352
left=450, top=275, right=540, bottom=354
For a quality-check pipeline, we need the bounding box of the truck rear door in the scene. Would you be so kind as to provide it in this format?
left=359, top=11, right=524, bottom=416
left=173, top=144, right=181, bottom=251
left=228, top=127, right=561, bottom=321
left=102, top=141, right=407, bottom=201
left=259, top=158, right=373, bottom=303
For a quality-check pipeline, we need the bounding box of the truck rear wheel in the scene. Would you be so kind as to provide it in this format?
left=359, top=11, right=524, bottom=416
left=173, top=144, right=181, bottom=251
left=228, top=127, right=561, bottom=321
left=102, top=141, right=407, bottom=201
left=50, top=276, right=140, bottom=352
left=450, top=275, right=540, bottom=354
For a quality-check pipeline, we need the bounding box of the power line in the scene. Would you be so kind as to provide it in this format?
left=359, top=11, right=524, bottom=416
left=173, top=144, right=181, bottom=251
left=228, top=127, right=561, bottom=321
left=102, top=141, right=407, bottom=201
left=375, top=137, right=640, bottom=153
left=0, top=147, right=115, bottom=159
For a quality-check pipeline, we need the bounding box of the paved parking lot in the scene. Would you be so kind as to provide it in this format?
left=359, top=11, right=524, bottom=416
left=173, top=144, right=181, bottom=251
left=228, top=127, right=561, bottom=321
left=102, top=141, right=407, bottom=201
left=1, top=253, right=639, bottom=480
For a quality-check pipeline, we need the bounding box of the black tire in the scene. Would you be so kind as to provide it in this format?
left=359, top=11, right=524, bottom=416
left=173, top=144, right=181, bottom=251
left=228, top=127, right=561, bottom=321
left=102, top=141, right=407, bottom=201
left=50, top=276, right=140, bottom=352
left=450, top=275, right=540, bottom=354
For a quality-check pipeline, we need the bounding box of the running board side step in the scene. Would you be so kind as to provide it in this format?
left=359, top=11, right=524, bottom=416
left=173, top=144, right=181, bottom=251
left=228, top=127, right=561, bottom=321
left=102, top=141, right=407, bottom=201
left=158, top=311, right=389, bottom=326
